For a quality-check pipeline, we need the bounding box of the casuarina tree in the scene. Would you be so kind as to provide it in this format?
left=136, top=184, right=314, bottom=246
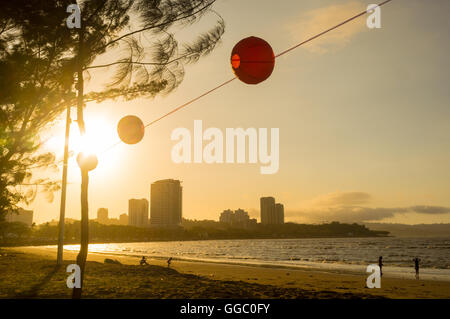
left=1, top=0, right=225, bottom=298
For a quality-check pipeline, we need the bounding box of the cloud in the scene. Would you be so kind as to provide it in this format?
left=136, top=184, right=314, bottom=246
left=307, top=191, right=371, bottom=207
left=283, top=191, right=450, bottom=223
left=286, top=205, right=450, bottom=224
left=287, top=1, right=368, bottom=53
left=410, top=206, right=450, bottom=215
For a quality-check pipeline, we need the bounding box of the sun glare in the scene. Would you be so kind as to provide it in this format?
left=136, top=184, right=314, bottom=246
left=70, top=119, right=117, bottom=155
left=70, top=118, right=121, bottom=169
left=45, top=116, right=121, bottom=170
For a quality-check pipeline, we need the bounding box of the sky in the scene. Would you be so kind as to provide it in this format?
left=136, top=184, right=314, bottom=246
left=28, top=0, right=450, bottom=225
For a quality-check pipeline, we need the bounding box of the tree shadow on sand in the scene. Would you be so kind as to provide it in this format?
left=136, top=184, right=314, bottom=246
left=15, top=264, right=61, bottom=298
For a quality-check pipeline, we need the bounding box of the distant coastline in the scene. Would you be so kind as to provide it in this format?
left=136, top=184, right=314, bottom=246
left=0, top=220, right=389, bottom=247
left=364, top=223, right=450, bottom=238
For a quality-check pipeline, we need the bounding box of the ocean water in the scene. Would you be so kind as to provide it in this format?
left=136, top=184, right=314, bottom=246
left=56, top=237, right=450, bottom=281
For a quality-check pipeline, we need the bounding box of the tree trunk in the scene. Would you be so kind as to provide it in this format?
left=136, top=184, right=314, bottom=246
left=72, top=169, right=89, bottom=299
left=76, top=24, right=85, bottom=135
left=57, top=105, right=71, bottom=265
left=73, top=13, right=88, bottom=298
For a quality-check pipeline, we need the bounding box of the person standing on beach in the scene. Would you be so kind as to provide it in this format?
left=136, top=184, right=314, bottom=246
left=413, top=257, right=421, bottom=279
left=378, top=256, right=383, bottom=277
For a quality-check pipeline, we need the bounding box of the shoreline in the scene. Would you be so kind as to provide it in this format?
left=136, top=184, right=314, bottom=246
left=4, top=246, right=450, bottom=299
left=38, top=243, right=450, bottom=283
left=0, top=234, right=392, bottom=247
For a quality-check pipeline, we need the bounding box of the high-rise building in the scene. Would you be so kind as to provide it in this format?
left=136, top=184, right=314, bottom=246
left=234, top=209, right=250, bottom=223
left=119, top=213, right=128, bottom=225
left=219, top=208, right=255, bottom=228
left=275, top=203, right=284, bottom=224
left=97, top=208, right=109, bottom=224
left=219, top=209, right=234, bottom=223
left=260, top=197, right=284, bottom=225
left=128, top=199, right=149, bottom=227
left=150, top=179, right=182, bottom=227
left=5, top=208, right=33, bottom=227
left=260, top=197, right=275, bottom=224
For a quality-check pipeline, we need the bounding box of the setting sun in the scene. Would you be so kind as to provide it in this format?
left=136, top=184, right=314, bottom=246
left=70, top=118, right=119, bottom=155
left=44, top=115, right=121, bottom=170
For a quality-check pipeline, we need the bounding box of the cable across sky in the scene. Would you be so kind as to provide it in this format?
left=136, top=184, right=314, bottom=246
left=137, top=0, right=393, bottom=126
left=53, top=0, right=396, bottom=162
left=21, top=0, right=395, bottom=184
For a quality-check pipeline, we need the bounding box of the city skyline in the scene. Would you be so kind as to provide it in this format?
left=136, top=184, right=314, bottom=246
left=30, top=183, right=287, bottom=226
left=23, top=0, right=450, bottom=225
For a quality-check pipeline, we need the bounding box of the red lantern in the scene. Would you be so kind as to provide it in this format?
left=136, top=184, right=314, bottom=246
left=231, top=36, right=275, bottom=85
left=76, top=152, right=98, bottom=171
left=117, top=115, right=145, bottom=145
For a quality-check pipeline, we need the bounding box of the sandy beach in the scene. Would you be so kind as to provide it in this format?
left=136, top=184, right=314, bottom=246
left=1, top=246, right=449, bottom=299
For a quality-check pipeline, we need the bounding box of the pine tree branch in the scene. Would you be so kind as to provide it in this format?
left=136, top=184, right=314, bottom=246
left=96, top=0, right=216, bottom=53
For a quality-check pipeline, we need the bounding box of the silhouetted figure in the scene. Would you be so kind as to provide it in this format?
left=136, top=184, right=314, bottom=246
left=140, top=256, right=148, bottom=266
left=413, top=257, right=421, bottom=279
left=167, top=257, right=173, bottom=268
left=378, top=256, right=383, bottom=277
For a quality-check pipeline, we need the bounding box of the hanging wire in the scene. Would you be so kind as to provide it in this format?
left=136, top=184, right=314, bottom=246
left=28, top=0, right=394, bottom=169
left=99, top=0, right=394, bottom=155
left=275, top=0, right=393, bottom=58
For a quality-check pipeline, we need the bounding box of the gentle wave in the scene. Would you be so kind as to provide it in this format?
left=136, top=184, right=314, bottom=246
left=46, top=237, right=450, bottom=281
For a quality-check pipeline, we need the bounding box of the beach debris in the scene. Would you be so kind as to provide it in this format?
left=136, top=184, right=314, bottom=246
left=104, top=258, right=122, bottom=265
